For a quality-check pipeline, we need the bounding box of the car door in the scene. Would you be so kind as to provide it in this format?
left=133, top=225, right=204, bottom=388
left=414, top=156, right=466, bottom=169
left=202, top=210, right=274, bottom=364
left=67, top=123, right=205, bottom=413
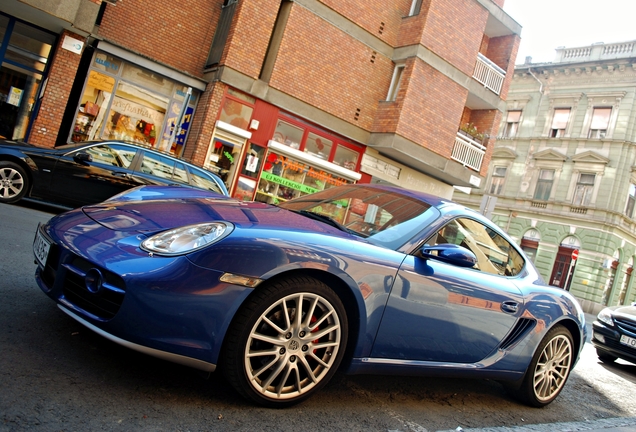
left=47, top=143, right=140, bottom=207
left=371, top=217, right=525, bottom=363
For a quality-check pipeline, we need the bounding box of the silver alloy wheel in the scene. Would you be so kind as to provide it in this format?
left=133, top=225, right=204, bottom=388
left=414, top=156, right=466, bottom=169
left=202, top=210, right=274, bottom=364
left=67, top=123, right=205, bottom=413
left=532, top=334, right=572, bottom=402
left=0, top=166, right=24, bottom=200
left=244, top=292, right=341, bottom=400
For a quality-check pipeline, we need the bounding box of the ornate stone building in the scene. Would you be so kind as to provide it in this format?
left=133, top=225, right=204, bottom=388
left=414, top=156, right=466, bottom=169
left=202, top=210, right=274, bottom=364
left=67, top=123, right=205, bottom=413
left=454, top=40, right=636, bottom=313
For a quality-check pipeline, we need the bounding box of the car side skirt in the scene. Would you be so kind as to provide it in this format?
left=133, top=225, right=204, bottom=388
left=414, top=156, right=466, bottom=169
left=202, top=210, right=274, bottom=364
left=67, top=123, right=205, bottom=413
left=346, top=357, right=524, bottom=381
left=59, top=305, right=217, bottom=373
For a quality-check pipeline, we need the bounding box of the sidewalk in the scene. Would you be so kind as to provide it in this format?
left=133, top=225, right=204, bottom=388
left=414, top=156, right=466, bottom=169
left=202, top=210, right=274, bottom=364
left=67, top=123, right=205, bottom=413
left=436, top=416, right=636, bottom=431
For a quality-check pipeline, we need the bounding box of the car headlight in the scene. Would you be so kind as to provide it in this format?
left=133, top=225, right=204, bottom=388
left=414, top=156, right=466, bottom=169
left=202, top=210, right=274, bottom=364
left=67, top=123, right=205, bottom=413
left=141, top=222, right=233, bottom=256
left=597, top=307, right=614, bottom=327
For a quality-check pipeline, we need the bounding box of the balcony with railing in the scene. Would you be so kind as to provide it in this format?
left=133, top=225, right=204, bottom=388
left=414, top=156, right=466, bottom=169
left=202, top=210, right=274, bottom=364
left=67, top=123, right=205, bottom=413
left=452, top=132, right=486, bottom=171
left=473, top=53, right=506, bottom=95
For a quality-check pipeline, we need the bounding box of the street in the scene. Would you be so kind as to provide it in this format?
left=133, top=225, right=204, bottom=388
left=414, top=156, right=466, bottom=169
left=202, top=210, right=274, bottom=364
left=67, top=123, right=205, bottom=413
left=1, top=201, right=636, bottom=432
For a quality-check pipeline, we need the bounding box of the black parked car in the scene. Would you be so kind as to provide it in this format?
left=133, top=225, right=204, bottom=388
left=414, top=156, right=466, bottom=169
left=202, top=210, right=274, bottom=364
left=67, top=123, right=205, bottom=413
left=0, top=140, right=228, bottom=207
left=592, top=303, right=636, bottom=365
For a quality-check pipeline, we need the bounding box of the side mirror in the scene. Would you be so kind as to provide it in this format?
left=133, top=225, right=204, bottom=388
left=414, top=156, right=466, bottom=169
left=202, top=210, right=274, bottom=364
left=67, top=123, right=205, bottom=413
left=73, top=151, right=93, bottom=164
left=418, top=243, right=477, bottom=268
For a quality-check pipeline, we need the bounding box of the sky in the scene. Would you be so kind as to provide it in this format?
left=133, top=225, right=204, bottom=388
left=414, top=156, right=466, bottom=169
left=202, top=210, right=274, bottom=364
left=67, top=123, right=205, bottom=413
left=502, top=0, right=636, bottom=64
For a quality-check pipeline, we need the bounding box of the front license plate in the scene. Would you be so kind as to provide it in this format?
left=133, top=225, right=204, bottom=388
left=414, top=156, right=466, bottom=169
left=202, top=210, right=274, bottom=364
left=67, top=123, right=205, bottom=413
left=33, top=226, right=51, bottom=269
left=620, top=334, right=636, bottom=349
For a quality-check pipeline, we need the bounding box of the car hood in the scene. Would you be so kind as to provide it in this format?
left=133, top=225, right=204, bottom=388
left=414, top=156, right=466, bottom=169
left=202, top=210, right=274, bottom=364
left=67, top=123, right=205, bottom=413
left=81, top=196, right=349, bottom=236
left=611, top=303, right=636, bottom=317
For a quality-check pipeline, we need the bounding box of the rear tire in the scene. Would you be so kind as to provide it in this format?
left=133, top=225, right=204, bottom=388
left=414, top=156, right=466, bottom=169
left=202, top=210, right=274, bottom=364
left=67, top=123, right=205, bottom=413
left=596, top=348, right=617, bottom=364
left=511, top=326, right=574, bottom=407
left=0, top=161, right=29, bottom=204
left=222, top=276, right=348, bottom=407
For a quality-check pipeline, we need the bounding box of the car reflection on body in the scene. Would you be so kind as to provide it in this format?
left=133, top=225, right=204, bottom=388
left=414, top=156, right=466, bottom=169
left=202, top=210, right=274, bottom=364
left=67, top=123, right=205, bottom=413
left=33, top=183, right=586, bottom=407
left=0, top=140, right=228, bottom=207
left=592, top=303, right=636, bottom=365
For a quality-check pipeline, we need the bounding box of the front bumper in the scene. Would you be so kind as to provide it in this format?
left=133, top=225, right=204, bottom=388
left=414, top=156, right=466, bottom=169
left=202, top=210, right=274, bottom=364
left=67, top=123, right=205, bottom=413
left=591, top=320, right=636, bottom=364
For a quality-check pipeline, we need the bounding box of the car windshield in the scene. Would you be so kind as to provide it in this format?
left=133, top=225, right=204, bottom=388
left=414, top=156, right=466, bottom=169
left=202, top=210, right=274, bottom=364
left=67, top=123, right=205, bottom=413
left=279, top=185, right=439, bottom=250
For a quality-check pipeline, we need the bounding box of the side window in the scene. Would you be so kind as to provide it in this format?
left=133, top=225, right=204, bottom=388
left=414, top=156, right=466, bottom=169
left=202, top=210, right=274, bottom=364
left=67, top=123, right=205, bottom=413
left=173, top=162, right=189, bottom=184
left=489, top=166, right=507, bottom=195
left=82, top=144, right=135, bottom=168
left=626, top=184, right=636, bottom=218
left=550, top=108, right=570, bottom=138
left=429, top=218, right=525, bottom=276
left=139, top=152, right=175, bottom=180
left=534, top=169, right=554, bottom=201
left=588, top=107, right=611, bottom=139
left=572, top=173, right=596, bottom=206
left=503, top=110, right=521, bottom=138
left=189, top=167, right=224, bottom=194
left=386, top=64, right=405, bottom=101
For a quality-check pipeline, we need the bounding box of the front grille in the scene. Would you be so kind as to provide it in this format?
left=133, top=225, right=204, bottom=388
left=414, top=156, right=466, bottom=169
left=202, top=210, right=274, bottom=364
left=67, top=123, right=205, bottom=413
left=615, top=315, right=636, bottom=337
left=61, top=255, right=126, bottom=320
left=499, top=318, right=536, bottom=350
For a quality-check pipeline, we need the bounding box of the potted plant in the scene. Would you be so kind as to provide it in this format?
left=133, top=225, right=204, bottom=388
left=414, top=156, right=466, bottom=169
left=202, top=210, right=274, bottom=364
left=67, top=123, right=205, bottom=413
left=459, top=122, right=485, bottom=144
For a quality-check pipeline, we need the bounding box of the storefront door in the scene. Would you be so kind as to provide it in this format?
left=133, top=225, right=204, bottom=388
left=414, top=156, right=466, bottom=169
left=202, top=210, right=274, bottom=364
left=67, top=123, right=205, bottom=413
left=0, top=15, right=56, bottom=140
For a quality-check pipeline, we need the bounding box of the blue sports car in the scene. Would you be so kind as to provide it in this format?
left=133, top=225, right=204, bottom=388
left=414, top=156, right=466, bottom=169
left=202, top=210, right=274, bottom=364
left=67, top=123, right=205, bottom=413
left=33, top=183, right=586, bottom=407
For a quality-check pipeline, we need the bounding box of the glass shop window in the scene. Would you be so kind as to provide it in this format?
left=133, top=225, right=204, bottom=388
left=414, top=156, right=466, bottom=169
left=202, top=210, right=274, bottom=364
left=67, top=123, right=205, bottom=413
left=272, top=120, right=304, bottom=149
left=304, top=132, right=333, bottom=159
left=333, top=145, right=359, bottom=170
left=219, top=97, right=253, bottom=130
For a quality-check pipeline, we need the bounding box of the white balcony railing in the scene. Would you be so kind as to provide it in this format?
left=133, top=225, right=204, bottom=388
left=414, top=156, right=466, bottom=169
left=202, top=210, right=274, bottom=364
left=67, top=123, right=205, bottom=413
left=452, top=133, right=486, bottom=171
left=473, top=53, right=505, bottom=95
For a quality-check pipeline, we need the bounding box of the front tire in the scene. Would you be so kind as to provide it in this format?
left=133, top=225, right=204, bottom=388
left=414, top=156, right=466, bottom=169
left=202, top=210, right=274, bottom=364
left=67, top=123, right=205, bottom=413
left=512, top=326, right=574, bottom=407
left=222, top=276, right=348, bottom=407
left=0, top=161, right=29, bottom=204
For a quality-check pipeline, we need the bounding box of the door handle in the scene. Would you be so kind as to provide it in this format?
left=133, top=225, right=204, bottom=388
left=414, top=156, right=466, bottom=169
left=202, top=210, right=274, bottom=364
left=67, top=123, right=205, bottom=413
left=501, top=301, right=518, bottom=314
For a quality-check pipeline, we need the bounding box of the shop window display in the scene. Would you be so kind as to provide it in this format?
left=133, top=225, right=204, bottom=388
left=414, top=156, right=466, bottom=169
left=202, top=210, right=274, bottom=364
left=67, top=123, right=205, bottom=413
left=70, top=52, right=198, bottom=156
left=272, top=120, right=303, bottom=149
left=256, top=151, right=351, bottom=204
left=219, top=98, right=253, bottom=130
left=304, top=132, right=332, bottom=160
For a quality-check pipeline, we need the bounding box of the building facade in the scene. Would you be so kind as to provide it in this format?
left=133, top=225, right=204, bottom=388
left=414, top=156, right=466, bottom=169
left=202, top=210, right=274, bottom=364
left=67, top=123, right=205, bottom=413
left=454, top=40, right=636, bottom=314
left=1, top=0, right=519, bottom=202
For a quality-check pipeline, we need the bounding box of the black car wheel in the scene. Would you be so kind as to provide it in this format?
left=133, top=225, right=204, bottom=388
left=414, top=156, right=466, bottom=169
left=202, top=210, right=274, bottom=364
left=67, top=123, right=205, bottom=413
left=0, top=161, right=28, bottom=204
left=222, top=276, right=348, bottom=407
left=596, top=348, right=617, bottom=363
left=512, top=326, right=574, bottom=407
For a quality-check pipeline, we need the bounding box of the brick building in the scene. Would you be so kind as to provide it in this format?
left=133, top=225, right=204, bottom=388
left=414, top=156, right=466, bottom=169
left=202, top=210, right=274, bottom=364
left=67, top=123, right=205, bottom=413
left=1, top=0, right=520, bottom=202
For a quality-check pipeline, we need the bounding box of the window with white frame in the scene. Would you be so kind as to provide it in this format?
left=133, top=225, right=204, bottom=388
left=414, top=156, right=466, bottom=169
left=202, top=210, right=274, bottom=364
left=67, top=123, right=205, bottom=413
left=503, top=110, right=521, bottom=138
left=550, top=108, right=570, bottom=138
left=534, top=169, right=554, bottom=201
left=626, top=184, right=636, bottom=218
left=409, top=0, right=423, bottom=16
left=572, top=173, right=596, bottom=206
left=489, top=166, right=507, bottom=195
left=588, top=107, right=611, bottom=139
left=386, top=64, right=405, bottom=101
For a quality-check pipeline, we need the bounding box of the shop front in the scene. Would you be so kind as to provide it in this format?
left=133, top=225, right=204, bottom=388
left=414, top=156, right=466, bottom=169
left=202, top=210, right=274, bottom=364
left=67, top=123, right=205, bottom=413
left=0, top=13, right=56, bottom=141
left=204, top=88, right=365, bottom=200
left=69, top=42, right=205, bottom=156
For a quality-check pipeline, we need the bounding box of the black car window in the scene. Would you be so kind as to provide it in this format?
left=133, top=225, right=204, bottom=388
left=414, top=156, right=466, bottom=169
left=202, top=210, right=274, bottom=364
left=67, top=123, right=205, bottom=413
left=140, top=151, right=176, bottom=180
left=428, top=218, right=525, bottom=276
left=82, top=144, right=136, bottom=168
left=188, top=166, right=224, bottom=195
left=173, top=162, right=188, bottom=184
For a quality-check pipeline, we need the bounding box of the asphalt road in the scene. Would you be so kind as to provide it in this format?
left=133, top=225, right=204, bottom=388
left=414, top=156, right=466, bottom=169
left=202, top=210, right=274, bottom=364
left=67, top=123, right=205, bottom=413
left=1, top=200, right=636, bottom=432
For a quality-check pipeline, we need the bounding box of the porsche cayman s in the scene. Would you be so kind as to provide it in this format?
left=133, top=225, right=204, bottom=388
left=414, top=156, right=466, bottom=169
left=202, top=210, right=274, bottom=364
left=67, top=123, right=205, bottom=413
left=34, top=183, right=586, bottom=407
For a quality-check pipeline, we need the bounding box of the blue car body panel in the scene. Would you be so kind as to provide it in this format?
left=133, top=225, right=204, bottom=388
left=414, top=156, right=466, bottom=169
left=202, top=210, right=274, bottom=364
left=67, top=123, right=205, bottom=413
left=35, top=184, right=586, bottom=384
